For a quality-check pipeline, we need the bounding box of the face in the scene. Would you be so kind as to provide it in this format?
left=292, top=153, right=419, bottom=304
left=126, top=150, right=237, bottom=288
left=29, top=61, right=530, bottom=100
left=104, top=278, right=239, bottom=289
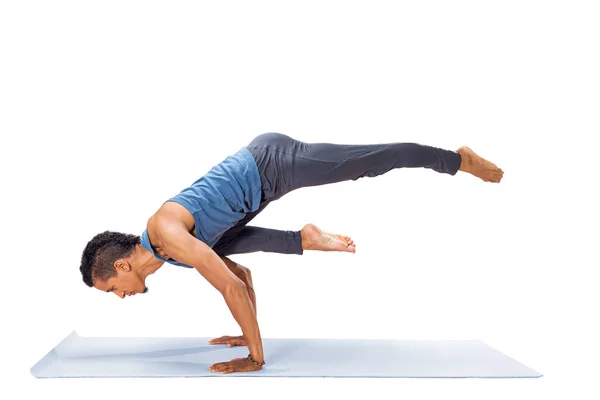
left=93, top=262, right=149, bottom=299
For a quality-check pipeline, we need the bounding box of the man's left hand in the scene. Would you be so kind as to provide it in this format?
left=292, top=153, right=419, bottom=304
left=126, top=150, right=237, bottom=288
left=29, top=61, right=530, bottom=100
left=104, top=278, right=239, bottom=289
left=209, top=357, right=263, bottom=374
left=209, top=335, right=247, bottom=347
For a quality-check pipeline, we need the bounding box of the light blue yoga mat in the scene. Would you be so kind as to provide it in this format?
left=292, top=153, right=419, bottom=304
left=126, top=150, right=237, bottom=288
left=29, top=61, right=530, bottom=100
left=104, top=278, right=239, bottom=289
left=31, top=331, right=542, bottom=378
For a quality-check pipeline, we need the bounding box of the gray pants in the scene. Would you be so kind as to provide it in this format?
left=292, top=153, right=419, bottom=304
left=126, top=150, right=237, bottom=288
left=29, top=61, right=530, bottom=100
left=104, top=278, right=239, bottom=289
left=212, top=132, right=462, bottom=257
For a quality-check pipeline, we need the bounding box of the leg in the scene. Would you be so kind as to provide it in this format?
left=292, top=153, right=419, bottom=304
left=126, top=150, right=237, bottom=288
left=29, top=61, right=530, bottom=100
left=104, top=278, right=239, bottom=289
left=214, top=226, right=304, bottom=256
left=213, top=223, right=357, bottom=257
left=217, top=132, right=468, bottom=256
left=214, top=133, right=503, bottom=256
left=245, top=133, right=481, bottom=198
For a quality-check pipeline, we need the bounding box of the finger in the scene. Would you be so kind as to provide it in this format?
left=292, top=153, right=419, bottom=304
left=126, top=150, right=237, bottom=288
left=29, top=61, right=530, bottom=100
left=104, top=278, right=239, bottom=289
left=214, top=365, right=230, bottom=373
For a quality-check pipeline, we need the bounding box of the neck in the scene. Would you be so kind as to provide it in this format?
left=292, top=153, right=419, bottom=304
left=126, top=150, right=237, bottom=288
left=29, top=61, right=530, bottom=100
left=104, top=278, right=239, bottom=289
left=132, top=244, right=164, bottom=279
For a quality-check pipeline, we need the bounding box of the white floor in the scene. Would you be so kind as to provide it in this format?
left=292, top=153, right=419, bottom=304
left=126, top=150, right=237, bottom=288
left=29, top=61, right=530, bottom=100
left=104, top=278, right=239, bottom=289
left=30, top=332, right=541, bottom=378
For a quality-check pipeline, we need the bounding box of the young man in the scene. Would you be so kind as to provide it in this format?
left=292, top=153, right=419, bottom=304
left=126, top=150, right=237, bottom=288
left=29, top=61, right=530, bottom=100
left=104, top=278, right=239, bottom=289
left=79, top=132, right=503, bottom=374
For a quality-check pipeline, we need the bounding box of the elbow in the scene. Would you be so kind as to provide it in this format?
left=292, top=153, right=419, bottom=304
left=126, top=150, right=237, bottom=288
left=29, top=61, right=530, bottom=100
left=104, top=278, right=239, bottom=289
left=221, top=280, right=247, bottom=298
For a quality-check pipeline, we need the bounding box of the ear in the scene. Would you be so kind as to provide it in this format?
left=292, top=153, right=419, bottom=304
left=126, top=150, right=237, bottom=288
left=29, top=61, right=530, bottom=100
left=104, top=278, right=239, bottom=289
left=114, top=259, right=132, bottom=272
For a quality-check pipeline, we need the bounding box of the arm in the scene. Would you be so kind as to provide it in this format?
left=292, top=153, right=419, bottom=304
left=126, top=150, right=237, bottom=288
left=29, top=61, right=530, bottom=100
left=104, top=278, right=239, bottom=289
left=156, top=221, right=264, bottom=364
left=220, top=256, right=257, bottom=316
left=245, top=271, right=257, bottom=315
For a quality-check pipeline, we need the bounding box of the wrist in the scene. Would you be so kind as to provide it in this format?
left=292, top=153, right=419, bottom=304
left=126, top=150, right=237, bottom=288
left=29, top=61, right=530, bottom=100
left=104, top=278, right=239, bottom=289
left=247, top=353, right=265, bottom=366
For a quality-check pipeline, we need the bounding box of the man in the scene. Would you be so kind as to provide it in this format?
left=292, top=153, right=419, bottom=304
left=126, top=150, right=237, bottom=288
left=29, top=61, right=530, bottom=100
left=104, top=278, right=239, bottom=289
left=79, top=132, right=504, bottom=374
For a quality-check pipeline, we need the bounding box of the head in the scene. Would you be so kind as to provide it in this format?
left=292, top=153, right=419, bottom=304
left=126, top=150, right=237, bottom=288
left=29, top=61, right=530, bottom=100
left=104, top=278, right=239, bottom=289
left=80, top=231, right=149, bottom=298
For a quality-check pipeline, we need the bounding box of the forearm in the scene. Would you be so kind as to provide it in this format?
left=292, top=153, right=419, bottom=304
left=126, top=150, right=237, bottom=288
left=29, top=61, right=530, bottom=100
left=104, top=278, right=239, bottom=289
left=233, top=272, right=257, bottom=316
left=244, top=274, right=257, bottom=316
left=223, top=284, right=264, bottom=363
left=220, top=256, right=257, bottom=316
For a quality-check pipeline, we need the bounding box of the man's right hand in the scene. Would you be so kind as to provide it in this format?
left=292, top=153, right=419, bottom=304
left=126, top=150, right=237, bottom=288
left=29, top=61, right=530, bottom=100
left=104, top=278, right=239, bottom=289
left=209, top=335, right=247, bottom=347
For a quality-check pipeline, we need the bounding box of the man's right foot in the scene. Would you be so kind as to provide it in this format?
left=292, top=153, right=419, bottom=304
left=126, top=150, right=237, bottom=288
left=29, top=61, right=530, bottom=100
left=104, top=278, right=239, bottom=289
left=301, top=223, right=356, bottom=253
left=457, top=146, right=504, bottom=183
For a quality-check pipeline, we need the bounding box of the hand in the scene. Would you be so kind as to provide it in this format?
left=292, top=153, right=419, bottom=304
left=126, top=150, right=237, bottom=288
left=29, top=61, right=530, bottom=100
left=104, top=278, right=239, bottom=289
left=209, top=335, right=247, bottom=347
left=209, top=356, right=263, bottom=374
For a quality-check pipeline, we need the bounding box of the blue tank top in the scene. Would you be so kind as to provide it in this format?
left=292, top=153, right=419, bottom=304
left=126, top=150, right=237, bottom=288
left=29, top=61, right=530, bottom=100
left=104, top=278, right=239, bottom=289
left=140, top=146, right=262, bottom=268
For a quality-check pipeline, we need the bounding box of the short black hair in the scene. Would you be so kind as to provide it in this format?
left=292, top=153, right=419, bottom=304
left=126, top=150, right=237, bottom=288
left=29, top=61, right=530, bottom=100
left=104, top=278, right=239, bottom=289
left=80, top=231, right=141, bottom=287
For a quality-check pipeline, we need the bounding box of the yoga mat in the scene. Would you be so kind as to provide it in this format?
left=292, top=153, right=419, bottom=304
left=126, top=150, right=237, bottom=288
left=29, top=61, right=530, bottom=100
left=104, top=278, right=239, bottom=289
left=31, top=331, right=542, bottom=378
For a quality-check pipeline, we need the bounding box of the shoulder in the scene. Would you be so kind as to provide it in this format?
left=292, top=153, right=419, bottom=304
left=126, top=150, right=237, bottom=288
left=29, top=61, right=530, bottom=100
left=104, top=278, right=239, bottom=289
left=146, top=214, right=191, bottom=261
left=146, top=209, right=186, bottom=248
left=150, top=201, right=195, bottom=232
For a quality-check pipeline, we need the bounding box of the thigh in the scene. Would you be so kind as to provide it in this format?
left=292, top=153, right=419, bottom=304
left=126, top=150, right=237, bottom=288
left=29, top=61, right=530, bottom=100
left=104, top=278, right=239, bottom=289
left=246, top=132, right=385, bottom=197
left=245, top=133, right=298, bottom=202
left=212, top=199, right=271, bottom=254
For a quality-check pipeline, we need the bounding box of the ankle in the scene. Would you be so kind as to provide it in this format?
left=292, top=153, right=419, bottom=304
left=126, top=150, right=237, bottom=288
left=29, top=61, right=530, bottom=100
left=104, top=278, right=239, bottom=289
left=300, top=228, right=309, bottom=250
left=457, top=149, right=471, bottom=172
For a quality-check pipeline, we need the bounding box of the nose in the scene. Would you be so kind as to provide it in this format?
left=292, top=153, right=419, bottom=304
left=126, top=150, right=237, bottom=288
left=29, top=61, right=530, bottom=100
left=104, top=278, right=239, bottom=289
left=114, top=291, right=125, bottom=299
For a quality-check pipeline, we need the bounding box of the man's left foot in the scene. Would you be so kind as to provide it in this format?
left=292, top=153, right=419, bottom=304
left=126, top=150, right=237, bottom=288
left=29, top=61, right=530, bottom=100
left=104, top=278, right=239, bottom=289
left=301, top=223, right=356, bottom=253
left=457, top=146, right=504, bottom=183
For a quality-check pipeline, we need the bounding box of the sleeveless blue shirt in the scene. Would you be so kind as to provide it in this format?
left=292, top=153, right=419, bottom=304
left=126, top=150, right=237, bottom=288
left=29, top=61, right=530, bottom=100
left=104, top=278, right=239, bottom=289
left=140, top=147, right=262, bottom=268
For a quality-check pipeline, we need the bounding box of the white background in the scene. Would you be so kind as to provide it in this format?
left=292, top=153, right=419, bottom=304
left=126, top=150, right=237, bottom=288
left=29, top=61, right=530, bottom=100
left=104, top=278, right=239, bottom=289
left=1, top=0, right=599, bottom=398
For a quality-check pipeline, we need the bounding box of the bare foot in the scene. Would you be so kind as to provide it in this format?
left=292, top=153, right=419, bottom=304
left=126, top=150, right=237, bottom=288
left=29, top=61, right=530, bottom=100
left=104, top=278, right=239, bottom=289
left=301, top=223, right=356, bottom=253
left=457, top=146, right=504, bottom=183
